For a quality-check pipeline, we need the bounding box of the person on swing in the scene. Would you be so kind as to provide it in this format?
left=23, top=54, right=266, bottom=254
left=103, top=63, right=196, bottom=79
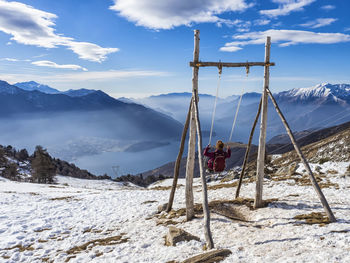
left=204, top=140, right=231, bottom=173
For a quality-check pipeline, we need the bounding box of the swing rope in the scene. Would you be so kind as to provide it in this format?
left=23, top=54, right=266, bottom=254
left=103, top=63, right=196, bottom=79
left=208, top=66, right=222, bottom=145
left=228, top=66, right=249, bottom=142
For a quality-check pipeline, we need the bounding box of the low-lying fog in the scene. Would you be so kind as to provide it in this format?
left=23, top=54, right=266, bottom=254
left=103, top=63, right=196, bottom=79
left=2, top=93, right=341, bottom=178
left=0, top=110, right=185, bottom=177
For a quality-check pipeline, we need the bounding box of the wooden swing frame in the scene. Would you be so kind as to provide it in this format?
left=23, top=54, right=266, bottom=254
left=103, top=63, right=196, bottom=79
left=165, top=30, right=335, bottom=249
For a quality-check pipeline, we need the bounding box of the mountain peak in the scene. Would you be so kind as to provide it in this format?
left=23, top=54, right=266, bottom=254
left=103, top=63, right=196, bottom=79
left=15, top=81, right=60, bottom=94
left=281, top=83, right=350, bottom=104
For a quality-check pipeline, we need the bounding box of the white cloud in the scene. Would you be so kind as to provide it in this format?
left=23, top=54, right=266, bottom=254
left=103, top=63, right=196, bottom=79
left=321, top=5, right=335, bottom=11
left=220, top=46, right=243, bottom=52
left=300, top=18, right=337, bottom=29
left=0, top=57, right=31, bottom=62
left=1, top=57, right=18, bottom=62
left=345, top=27, right=350, bottom=32
left=50, top=70, right=169, bottom=82
left=217, top=19, right=252, bottom=32
left=220, top=29, right=350, bottom=51
left=0, top=70, right=169, bottom=84
left=260, top=0, right=315, bottom=17
left=0, top=1, right=118, bottom=62
left=254, top=19, right=271, bottom=26
left=32, top=60, right=88, bottom=71
left=32, top=54, right=48, bottom=59
left=64, top=42, right=119, bottom=63
left=109, top=0, right=252, bottom=29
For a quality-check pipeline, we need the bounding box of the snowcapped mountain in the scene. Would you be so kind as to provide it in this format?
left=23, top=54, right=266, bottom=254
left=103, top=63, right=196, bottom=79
left=275, top=83, right=350, bottom=104
left=131, top=83, right=350, bottom=144
left=15, top=81, right=60, bottom=94
left=14, top=81, right=99, bottom=98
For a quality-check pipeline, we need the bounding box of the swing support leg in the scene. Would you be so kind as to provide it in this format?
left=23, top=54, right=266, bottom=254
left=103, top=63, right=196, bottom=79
left=166, top=99, right=192, bottom=212
left=266, top=88, right=336, bottom=222
left=185, top=100, right=196, bottom=220
left=254, top=37, right=271, bottom=209
left=193, top=83, right=214, bottom=249
left=235, top=98, right=262, bottom=199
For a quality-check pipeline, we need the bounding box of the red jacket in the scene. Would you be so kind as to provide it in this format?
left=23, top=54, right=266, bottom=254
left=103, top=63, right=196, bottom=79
left=203, top=146, right=231, bottom=170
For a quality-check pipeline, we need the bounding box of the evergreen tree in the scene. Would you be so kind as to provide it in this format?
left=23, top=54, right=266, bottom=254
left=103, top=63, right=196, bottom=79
left=0, top=147, right=7, bottom=165
left=31, top=146, right=56, bottom=184
left=16, top=149, right=29, bottom=162
left=2, top=162, right=18, bottom=180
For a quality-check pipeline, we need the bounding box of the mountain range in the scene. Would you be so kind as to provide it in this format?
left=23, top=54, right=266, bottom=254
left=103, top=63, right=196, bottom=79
left=138, top=120, right=350, bottom=180
left=1, top=80, right=350, bottom=177
left=0, top=80, right=183, bottom=163
left=14, top=81, right=96, bottom=97
left=129, top=83, right=350, bottom=143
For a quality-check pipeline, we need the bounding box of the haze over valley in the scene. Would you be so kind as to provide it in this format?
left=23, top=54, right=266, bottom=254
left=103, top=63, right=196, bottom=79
left=1, top=80, right=350, bottom=177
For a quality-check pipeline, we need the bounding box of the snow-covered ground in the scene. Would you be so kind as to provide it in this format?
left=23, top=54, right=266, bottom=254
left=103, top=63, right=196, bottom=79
left=1, top=162, right=350, bottom=263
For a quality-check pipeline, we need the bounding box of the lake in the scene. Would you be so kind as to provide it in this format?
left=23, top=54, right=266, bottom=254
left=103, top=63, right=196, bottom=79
left=73, top=141, right=187, bottom=178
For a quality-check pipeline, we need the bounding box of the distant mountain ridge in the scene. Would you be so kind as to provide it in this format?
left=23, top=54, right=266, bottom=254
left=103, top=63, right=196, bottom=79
left=275, top=83, right=350, bottom=104
left=14, top=81, right=96, bottom=97
left=137, top=120, right=350, bottom=180
left=132, top=83, right=350, bottom=142
left=0, top=80, right=184, bottom=165
left=15, top=81, right=60, bottom=94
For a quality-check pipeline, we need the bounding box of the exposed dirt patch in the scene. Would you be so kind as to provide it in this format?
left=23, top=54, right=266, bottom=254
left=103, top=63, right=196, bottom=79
left=142, top=200, right=158, bottom=204
left=182, top=249, right=232, bottom=263
left=150, top=184, right=184, bottom=191
left=95, top=251, right=104, bottom=257
left=49, top=196, right=81, bottom=201
left=41, top=257, right=54, bottom=263
left=207, top=177, right=255, bottom=191
left=156, top=219, right=181, bottom=226
left=48, top=185, right=66, bottom=189
left=294, top=212, right=330, bottom=226
left=34, top=228, right=51, bottom=233
left=64, top=255, right=76, bottom=262
left=157, top=198, right=278, bottom=221
left=3, top=244, right=34, bottom=252
left=207, top=181, right=239, bottom=190
left=326, top=169, right=338, bottom=174
left=270, top=172, right=339, bottom=189
left=287, top=194, right=300, bottom=197
left=66, top=234, right=128, bottom=256
left=82, top=228, right=103, bottom=234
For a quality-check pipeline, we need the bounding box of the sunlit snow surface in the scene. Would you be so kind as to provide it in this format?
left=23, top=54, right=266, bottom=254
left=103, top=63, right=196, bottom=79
left=1, top=162, right=350, bottom=262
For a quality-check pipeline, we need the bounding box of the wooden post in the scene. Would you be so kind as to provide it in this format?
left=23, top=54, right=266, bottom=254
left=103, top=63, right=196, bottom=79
left=254, top=36, right=271, bottom=209
left=185, top=29, right=200, bottom=221
left=166, top=100, right=192, bottom=212
left=185, top=103, right=196, bottom=220
left=235, top=98, right=262, bottom=199
left=192, top=72, right=214, bottom=250
left=266, top=88, right=336, bottom=222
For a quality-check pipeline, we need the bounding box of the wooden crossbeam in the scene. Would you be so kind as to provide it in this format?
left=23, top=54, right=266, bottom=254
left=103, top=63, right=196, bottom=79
left=189, top=61, right=275, bottom=68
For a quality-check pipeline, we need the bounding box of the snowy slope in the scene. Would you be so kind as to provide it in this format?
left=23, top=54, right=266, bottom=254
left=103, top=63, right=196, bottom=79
left=276, top=83, right=350, bottom=104
left=1, top=163, right=350, bottom=263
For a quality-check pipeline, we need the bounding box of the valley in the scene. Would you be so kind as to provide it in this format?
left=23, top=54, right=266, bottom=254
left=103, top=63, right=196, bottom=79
left=1, top=81, right=350, bottom=177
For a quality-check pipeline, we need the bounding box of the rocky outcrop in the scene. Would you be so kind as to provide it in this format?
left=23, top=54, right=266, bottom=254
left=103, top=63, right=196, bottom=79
left=182, top=249, right=232, bottom=263
left=165, top=227, right=200, bottom=246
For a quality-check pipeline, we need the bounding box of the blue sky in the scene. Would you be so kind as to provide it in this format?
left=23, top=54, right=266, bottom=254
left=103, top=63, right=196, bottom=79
left=0, top=0, right=349, bottom=98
